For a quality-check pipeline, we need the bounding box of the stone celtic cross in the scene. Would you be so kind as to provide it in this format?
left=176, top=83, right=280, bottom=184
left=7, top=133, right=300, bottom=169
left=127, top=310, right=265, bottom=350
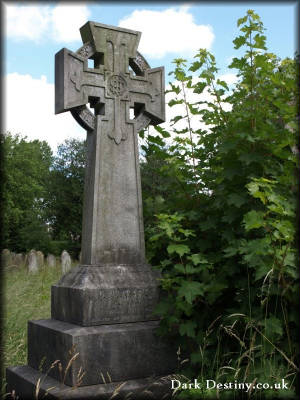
left=55, top=22, right=165, bottom=266
left=6, top=22, right=176, bottom=397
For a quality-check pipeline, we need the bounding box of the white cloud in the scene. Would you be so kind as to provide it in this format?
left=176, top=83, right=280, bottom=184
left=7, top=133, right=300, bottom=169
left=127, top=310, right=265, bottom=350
left=4, top=4, right=51, bottom=42
left=119, top=5, right=214, bottom=59
left=51, top=5, right=90, bottom=42
left=4, top=73, right=85, bottom=152
left=4, top=3, right=90, bottom=43
left=218, top=72, right=239, bottom=86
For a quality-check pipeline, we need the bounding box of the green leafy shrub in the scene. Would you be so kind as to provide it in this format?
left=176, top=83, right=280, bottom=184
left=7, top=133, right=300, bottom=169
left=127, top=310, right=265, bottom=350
left=140, top=10, right=299, bottom=399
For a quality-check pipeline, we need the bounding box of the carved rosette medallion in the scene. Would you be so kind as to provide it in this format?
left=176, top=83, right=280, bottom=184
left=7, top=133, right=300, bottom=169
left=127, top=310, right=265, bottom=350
left=107, top=75, right=127, bottom=97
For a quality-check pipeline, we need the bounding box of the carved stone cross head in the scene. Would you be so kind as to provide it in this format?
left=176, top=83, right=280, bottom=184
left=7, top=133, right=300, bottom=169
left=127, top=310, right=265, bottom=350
left=55, top=22, right=165, bottom=267
left=55, top=21, right=165, bottom=144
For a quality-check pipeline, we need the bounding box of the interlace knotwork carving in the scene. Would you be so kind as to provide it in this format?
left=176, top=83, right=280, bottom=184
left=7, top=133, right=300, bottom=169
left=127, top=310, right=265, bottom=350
left=71, top=106, right=96, bottom=131
left=77, top=42, right=94, bottom=59
left=107, top=75, right=127, bottom=97
left=136, top=113, right=151, bottom=132
left=134, top=52, right=150, bottom=73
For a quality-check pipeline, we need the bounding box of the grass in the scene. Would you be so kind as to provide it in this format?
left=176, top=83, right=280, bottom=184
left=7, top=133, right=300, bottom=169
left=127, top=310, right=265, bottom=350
left=2, top=262, right=179, bottom=399
left=3, top=261, right=297, bottom=399
left=2, top=261, right=77, bottom=391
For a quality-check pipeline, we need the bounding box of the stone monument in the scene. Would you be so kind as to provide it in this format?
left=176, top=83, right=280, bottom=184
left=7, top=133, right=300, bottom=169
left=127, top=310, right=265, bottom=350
left=36, top=250, right=44, bottom=268
left=6, top=22, right=176, bottom=399
left=61, top=250, right=72, bottom=274
left=27, top=249, right=38, bottom=273
left=46, top=253, right=57, bottom=268
left=1, top=249, right=11, bottom=267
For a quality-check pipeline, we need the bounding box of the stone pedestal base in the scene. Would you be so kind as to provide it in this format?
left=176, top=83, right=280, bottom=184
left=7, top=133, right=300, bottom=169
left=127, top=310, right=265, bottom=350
left=6, top=318, right=178, bottom=399
left=6, top=262, right=177, bottom=398
left=27, top=319, right=177, bottom=386
left=6, top=366, right=176, bottom=399
left=51, top=265, right=161, bottom=326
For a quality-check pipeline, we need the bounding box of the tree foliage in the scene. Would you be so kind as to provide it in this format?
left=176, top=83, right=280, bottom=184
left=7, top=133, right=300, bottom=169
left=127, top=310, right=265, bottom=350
left=1, top=133, right=52, bottom=253
left=45, top=138, right=86, bottom=257
left=1, top=135, right=86, bottom=257
left=140, top=10, right=299, bottom=398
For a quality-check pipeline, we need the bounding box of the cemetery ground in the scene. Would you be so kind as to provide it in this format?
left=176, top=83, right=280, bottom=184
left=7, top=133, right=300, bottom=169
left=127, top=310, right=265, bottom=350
left=2, top=256, right=298, bottom=399
left=2, top=260, right=71, bottom=394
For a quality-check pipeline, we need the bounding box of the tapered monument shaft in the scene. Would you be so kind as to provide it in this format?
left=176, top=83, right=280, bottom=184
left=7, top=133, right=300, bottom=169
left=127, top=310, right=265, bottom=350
left=81, top=115, right=145, bottom=265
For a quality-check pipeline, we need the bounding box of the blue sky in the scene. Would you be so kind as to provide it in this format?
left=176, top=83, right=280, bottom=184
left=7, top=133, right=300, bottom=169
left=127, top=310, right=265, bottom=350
left=3, top=2, right=297, bottom=151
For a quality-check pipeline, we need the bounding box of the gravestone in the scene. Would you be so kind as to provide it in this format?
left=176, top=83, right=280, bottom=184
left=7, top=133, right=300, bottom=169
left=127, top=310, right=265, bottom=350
left=10, top=252, right=16, bottom=264
left=1, top=249, right=11, bottom=267
left=6, top=21, right=176, bottom=399
left=61, top=250, right=71, bottom=274
left=27, top=250, right=38, bottom=273
left=36, top=251, right=44, bottom=268
left=14, top=253, right=25, bottom=268
left=46, top=253, right=56, bottom=268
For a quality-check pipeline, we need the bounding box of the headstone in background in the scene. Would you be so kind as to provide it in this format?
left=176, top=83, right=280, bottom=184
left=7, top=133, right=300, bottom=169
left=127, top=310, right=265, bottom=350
left=61, top=250, right=71, bottom=274
left=46, top=254, right=56, bottom=268
left=6, top=21, right=176, bottom=399
left=2, top=249, right=11, bottom=267
left=36, top=251, right=44, bottom=269
left=14, top=253, right=25, bottom=268
left=27, top=250, right=38, bottom=273
left=79, top=251, right=82, bottom=263
left=10, top=252, right=16, bottom=263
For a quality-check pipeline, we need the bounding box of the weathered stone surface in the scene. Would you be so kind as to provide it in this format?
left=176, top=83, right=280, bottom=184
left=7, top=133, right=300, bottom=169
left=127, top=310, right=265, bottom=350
left=14, top=253, right=25, bottom=268
left=10, top=251, right=16, bottom=262
left=27, top=250, right=38, bottom=273
left=52, top=264, right=160, bottom=325
left=5, top=21, right=173, bottom=400
left=6, top=365, right=175, bottom=399
left=2, top=249, right=11, bottom=267
left=61, top=250, right=71, bottom=274
left=36, top=250, right=44, bottom=268
left=28, top=319, right=177, bottom=387
left=55, top=22, right=164, bottom=266
left=47, top=254, right=57, bottom=268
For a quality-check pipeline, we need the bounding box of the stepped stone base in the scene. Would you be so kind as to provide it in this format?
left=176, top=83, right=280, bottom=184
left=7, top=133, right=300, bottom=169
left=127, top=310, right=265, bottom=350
left=27, top=319, right=177, bottom=387
left=6, top=365, right=176, bottom=399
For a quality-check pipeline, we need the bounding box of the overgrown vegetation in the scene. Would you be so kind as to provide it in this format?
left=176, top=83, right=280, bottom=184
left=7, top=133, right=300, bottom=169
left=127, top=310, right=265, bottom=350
left=1, top=136, right=86, bottom=258
left=1, top=263, right=66, bottom=392
left=140, top=10, right=299, bottom=399
left=1, top=134, right=52, bottom=253
left=1, top=9, right=298, bottom=399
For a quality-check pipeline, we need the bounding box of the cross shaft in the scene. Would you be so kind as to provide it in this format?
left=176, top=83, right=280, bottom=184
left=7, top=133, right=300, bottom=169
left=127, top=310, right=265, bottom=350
left=55, top=21, right=165, bottom=265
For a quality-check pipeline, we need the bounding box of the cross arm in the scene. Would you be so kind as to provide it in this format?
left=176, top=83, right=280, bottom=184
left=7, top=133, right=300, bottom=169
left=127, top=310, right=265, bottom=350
left=144, top=67, right=165, bottom=125
left=55, top=48, right=105, bottom=115
left=127, top=66, right=165, bottom=128
left=55, top=48, right=86, bottom=114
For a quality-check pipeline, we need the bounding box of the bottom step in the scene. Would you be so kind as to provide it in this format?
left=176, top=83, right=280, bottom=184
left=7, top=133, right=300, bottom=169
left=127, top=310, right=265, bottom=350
left=6, top=365, right=176, bottom=400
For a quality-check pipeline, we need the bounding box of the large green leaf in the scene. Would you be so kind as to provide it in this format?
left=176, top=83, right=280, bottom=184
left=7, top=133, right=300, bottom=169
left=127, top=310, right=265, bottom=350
left=167, top=244, right=190, bottom=257
left=243, top=210, right=265, bottom=230
left=179, top=321, right=197, bottom=337
left=177, top=281, right=204, bottom=304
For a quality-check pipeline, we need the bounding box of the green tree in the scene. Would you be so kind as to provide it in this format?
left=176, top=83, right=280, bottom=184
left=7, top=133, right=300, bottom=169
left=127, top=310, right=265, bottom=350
left=46, top=138, right=86, bottom=257
left=140, top=10, right=299, bottom=398
left=1, top=133, right=53, bottom=253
